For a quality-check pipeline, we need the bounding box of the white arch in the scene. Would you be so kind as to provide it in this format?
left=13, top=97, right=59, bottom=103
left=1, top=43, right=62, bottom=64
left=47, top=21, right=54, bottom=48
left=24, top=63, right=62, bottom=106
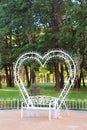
left=14, top=50, right=76, bottom=108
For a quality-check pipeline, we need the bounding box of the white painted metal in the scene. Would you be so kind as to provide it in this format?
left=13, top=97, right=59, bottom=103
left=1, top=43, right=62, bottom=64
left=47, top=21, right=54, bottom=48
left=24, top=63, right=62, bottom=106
left=14, top=50, right=76, bottom=119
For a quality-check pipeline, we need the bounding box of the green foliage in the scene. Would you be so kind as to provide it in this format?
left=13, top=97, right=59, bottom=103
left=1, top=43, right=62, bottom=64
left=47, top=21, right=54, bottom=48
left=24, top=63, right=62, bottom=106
left=0, top=0, right=87, bottom=87
left=0, top=0, right=87, bottom=56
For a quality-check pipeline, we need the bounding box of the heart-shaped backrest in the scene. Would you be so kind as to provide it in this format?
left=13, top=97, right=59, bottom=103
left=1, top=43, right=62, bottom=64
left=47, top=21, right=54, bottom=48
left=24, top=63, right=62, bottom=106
left=14, top=50, right=76, bottom=106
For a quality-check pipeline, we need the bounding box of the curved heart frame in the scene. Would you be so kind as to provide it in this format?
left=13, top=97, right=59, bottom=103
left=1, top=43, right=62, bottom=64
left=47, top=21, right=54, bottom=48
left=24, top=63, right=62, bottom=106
left=14, top=50, right=76, bottom=107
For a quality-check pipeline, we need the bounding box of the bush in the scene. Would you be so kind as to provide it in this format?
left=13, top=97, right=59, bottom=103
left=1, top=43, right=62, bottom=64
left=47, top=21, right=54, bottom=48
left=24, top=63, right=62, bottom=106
left=29, top=83, right=41, bottom=96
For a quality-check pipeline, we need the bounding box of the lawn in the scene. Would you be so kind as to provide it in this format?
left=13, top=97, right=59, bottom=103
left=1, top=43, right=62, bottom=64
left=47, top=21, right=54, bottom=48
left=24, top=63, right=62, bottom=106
left=0, top=88, right=20, bottom=99
left=40, top=83, right=87, bottom=100
left=0, top=83, right=87, bottom=100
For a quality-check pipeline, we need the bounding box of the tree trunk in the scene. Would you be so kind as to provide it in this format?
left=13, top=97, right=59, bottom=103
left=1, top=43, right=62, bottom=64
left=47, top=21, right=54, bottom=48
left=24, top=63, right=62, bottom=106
left=0, top=75, right=2, bottom=88
left=60, top=64, right=64, bottom=89
left=74, top=74, right=80, bottom=89
left=81, top=71, right=86, bottom=87
left=4, top=66, right=10, bottom=87
left=50, top=1, right=64, bottom=91
left=54, top=63, right=61, bottom=91
left=11, top=65, right=14, bottom=87
left=47, top=73, right=50, bottom=82
left=64, top=63, right=71, bottom=84
left=79, top=69, right=86, bottom=87
left=24, top=66, right=31, bottom=88
left=30, top=69, right=36, bottom=85
left=4, top=65, right=14, bottom=87
left=50, top=1, right=64, bottom=33
left=74, top=69, right=86, bottom=89
left=8, top=65, right=14, bottom=87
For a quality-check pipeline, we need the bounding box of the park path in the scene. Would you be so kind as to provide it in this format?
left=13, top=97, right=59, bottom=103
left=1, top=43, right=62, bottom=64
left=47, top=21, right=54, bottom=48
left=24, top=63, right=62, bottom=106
left=0, top=110, right=87, bottom=130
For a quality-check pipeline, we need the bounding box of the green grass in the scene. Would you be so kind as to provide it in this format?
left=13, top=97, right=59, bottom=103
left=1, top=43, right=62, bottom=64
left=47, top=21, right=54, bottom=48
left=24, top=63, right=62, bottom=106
left=68, top=88, right=87, bottom=100
left=0, top=83, right=87, bottom=100
left=39, top=83, right=87, bottom=100
left=40, top=87, right=87, bottom=100
left=0, top=87, right=20, bottom=99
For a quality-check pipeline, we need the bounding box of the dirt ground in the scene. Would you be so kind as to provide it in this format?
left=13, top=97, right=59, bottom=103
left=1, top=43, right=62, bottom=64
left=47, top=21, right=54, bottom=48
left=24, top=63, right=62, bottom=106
left=0, top=109, right=87, bottom=130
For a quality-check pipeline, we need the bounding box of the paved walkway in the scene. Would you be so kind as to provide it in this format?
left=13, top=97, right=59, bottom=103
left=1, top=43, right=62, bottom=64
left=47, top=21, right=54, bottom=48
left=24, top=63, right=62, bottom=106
left=0, top=110, right=87, bottom=130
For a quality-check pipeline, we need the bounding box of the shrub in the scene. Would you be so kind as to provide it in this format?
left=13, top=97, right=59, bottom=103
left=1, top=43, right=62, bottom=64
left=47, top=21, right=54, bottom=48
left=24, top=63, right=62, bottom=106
left=29, top=83, right=41, bottom=96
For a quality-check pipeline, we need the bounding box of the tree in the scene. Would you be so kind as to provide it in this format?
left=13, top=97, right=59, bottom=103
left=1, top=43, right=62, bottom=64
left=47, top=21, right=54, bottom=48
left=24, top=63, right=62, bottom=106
left=69, top=0, right=87, bottom=87
left=0, top=0, right=37, bottom=87
left=0, top=0, right=87, bottom=89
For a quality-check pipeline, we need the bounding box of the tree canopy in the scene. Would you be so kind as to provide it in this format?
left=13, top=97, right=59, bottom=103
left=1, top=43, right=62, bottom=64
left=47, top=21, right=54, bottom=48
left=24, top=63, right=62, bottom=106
left=0, top=0, right=87, bottom=88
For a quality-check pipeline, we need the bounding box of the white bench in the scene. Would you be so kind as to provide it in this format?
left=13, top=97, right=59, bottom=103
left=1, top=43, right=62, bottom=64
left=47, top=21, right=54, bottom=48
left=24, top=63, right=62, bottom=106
left=21, top=96, right=58, bottom=120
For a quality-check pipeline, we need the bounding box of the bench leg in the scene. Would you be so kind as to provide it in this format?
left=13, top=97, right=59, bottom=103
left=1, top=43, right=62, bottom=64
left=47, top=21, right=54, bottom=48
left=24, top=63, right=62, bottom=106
left=21, top=107, right=23, bottom=119
left=49, top=108, right=51, bottom=120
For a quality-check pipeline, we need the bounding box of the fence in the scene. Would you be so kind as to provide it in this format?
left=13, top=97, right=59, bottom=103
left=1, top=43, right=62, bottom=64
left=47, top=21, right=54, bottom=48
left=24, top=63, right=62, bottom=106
left=62, top=99, right=87, bottom=110
left=0, top=98, right=87, bottom=111
left=0, top=98, right=21, bottom=110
